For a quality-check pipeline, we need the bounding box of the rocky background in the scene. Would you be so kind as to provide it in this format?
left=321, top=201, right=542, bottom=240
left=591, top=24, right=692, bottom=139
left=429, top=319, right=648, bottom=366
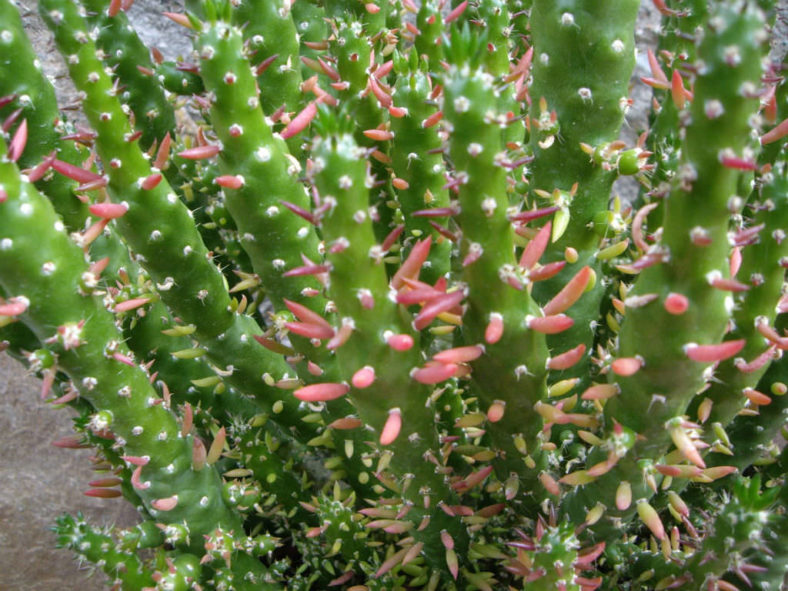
left=0, top=1, right=784, bottom=590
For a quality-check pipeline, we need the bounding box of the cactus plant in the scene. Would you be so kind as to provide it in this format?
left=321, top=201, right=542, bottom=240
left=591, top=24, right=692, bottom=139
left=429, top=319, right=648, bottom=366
left=1, top=0, right=786, bottom=589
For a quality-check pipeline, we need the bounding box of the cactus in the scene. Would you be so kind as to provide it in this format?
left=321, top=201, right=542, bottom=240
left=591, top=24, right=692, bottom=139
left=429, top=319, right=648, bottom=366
left=1, top=0, right=786, bottom=589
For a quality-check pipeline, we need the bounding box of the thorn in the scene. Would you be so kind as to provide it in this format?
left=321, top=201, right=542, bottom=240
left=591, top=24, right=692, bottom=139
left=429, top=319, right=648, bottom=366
left=367, top=76, right=392, bottom=108
left=162, top=12, right=193, bottom=28
left=52, top=435, right=87, bottom=449
left=328, top=417, right=362, bottom=430
left=411, top=362, right=458, bottom=384
left=254, top=53, right=280, bottom=77
left=526, top=314, right=573, bottom=334
left=760, top=116, right=788, bottom=144
left=293, top=382, right=350, bottom=402
left=280, top=200, right=318, bottom=225
left=487, top=400, right=506, bottom=422
left=307, top=361, right=323, bottom=376
left=253, top=335, right=295, bottom=355
left=0, top=297, right=28, bottom=317
left=444, top=0, right=468, bottom=23
left=543, top=266, right=592, bottom=316
left=281, top=102, right=318, bottom=140
left=181, top=403, right=193, bottom=437
left=131, top=464, right=150, bottom=490
left=392, top=177, right=409, bottom=190
left=719, top=150, right=757, bottom=171
left=111, top=352, right=136, bottom=367
left=433, top=344, right=483, bottom=364
left=611, top=357, right=642, bottom=376
left=664, top=292, right=689, bottom=315
left=151, top=495, right=179, bottom=511
left=616, top=481, right=632, bottom=510
left=392, top=237, right=433, bottom=288
left=412, top=206, right=457, bottom=218
left=375, top=548, right=408, bottom=578
left=363, top=128, right=395, bottom=141
left=282, top=262, right=331, bottom=277
left=646, top=49, right=669, bottom=85
left=327, top=319, right=354, bottom=350
left=547, top=344, right=587, bottom=370
left=422, top=110, right=443, bottom=128
left=671, top=70, right=687, bottom=109
left=351, top=366, right=376, bottom=388
left=1, top=107, right=22, bottom=133
left=192, top=438, right=206, bottom=470
left=707, top=271, right=749, bottom=292
left=381, top=224, right=405, bottom=252
left=485, top=313, right=504, bottom=344
left=684, top=340, right=746, bottom=363
left=387, top=333, right=414, bottom=351
left=317, top=56, right=340, bottom=82
left=519, top=222, right=552, bottom=269
left=177, top=144, right=220, bottom=160
left=7, top=119, right=27, bottom=162
left=636, top=500, right=665, bottom=540
left=52, top=159, right=104, bottom=184
left=84, top=488, right=122, bottom=498
left=206, top=427, right=226, bottom=464
left=388, top=105, right=408, bottom=118
left=114, top=297, right=151, bottom=313
left=632, top=203, right=659, bottom=253
left=284, top=299, right=332, bottom=330
left=379, top=408, right=402, bottom=445
left=414, top=290, right=465, bottom=330
left=23, top=152, right=56, bottom=183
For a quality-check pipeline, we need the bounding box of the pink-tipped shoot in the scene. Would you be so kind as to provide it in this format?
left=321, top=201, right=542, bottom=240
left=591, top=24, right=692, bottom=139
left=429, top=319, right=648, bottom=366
left=411, top=363, right=458, bottom=384
left=684, top=340, right=745, bottom=363
left=611, top=357, right=642, bottom=376
left=379, top=408, right=402, bottom=445
left=485, top=313, right=504, bottom=344
left=151, top=495, right=179, bottom=511
left=387, top=333, right=414, bottom=351
left=351, top=366, right=376, bottom=389
left=294, top=382, right=350, bottom=402
left=664, top=293, right=689, bottom=315
left=526, top=314, right=574, bottom=334
left=433, top=344, right=483, bottom=364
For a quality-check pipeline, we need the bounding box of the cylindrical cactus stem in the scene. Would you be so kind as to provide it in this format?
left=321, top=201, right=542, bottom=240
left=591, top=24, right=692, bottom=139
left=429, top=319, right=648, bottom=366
left=608, top=1, right=767, bottom=446
left=194, top=12, right=325, bottom=316
left=81, top=0, right=176, bottom=150
left=227, top=0, right=304, bottom=116
left=413, top=0, right=445, bottom=68
left=720, top=332, right=787, bottom=472
left=440, top=31, right=550, bottom=486
left=527, top=0, right=639, bottom=255
left=309, top=121, right=468, bottom=574
left=691, top=176, right=788, bottom=429
left=528, top=0, right=639, bottom=380
left=564, top=1, right=768, bottom=527
left=38, top=0, right=314, bottom=438
left=388, top=55, right=452, bottom=284
left=193, top=13, right=383, bottom=496
left=53, top=513, right=156, bottom=589
left=0, top=0, right=89, bottom=230
left=0, top=138, right=246, bottom=553
left=674, top=477, right=787, bottom=589
left=292, top=0, right=329, bottom=77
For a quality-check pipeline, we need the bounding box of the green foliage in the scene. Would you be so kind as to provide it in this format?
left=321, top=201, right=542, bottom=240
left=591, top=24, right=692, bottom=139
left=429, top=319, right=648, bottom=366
left=0, top=0, right=785, bottom=589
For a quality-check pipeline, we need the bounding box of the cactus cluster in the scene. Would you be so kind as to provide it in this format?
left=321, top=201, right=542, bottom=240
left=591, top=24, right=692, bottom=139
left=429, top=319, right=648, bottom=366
left=1, top=0, right=786, bottom=589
